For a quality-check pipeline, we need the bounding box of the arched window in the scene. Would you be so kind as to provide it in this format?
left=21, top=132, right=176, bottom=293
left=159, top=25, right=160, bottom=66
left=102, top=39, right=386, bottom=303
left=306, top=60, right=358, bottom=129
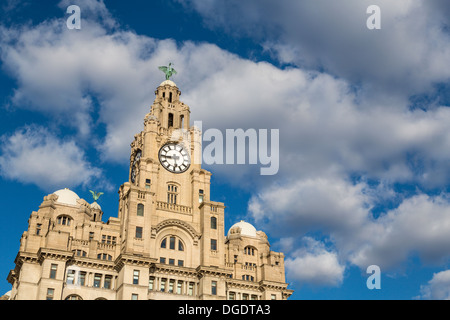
left=137, top=203, right=144, bottom=216
left=57, top=215, right=72, bottom=226
left=97, top=253, right=112, bottom=261
left=65, top=294, right=83, bottom=300
left=211, top=216, right=217, bottom=229
left=244, top=246, right=256, bottom=256
left=160, top=236, right=184, bottom=252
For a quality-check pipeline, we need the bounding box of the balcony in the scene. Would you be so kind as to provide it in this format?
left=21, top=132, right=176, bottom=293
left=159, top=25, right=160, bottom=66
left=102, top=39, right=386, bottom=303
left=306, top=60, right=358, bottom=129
left=156, top=201, right=192, bottom=215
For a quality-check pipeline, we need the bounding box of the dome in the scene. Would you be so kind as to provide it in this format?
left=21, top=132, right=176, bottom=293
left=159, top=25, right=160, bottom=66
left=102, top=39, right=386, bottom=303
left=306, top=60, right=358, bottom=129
left=90, top=201, right=102, bottom=210
left=53, top=188, right=80, bottom=206
left=159, top=80, right=177, bottom=87
left=227, top=220, right=257, bottom=238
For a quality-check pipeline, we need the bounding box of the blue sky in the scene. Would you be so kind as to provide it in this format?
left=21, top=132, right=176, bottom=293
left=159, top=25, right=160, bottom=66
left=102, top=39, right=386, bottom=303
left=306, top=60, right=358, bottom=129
left=1, top=0, right=450, bottom=300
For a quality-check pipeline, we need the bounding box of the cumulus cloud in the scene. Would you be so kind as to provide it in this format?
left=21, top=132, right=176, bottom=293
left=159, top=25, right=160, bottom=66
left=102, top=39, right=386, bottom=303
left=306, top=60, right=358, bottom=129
left=419, top=270, right=450, bottom=300
left=178, top=0, right=450, bottom=97
left=0, top=126, right=103, bottom=191
left=285, top=237, right=345, bottom=287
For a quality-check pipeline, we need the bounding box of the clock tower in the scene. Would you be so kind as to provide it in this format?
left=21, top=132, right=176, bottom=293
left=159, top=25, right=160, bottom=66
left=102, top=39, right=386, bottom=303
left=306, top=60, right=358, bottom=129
left=7, top=68, right=293, bottom=300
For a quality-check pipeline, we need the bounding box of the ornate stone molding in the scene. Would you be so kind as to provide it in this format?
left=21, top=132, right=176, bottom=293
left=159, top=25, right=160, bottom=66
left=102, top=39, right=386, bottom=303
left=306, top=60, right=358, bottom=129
left=151, top=219, right=201, bottom=245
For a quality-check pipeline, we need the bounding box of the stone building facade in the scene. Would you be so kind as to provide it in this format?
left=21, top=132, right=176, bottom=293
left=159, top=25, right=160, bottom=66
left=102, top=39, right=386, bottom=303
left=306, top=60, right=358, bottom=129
left=6, top=79, right=293, bottom=300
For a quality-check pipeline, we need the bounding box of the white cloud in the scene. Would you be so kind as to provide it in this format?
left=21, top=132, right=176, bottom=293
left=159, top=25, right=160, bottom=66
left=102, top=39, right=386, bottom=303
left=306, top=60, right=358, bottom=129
left=179, top=0, right=450, bottom=96
left=419, top=270, right=450, bottom=300
left=0, top=126, right=103, bottom=191
left=285, top=237, right=345, bottom=287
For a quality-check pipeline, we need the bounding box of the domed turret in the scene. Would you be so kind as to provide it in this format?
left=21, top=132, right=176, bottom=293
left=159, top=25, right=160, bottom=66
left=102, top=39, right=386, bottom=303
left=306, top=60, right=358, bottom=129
left=227, top=220, right=257, bottom=238
left=53, top=188, right=80, bottom=206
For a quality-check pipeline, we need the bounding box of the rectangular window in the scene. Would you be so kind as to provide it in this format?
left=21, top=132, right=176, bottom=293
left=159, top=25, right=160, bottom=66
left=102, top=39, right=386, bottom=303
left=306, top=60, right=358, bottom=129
left=160, top=257, right=166, bottom=264
left=161, top=278, right=166, bottom=292
left=243, top=293, right=249, bottom=300
left=78, top=272, right=86, bottom=286
left=211, top=216, right=217, bottom=229
left=104, top=275, right=112, bottom=289
left=199, top=189, right=204, bottom=203
left=137, top=204, right=144, bottom=216
left=149, top=277, right=154, bottom=291
left=178, top=260, right=184, bottom=267
left=210, top=239, right=217, bottom=251
left=49, top=264, right=57, bottom=279
left=229, top=292, right=235, bottom=300
left=169, top=280, right=174, bottom=293
left=177, top=281, right=182, bottom=294
left=36, top=223, right=42, bottom=235
left=46, top=288, right=54, bottom=300
left=145, top=179, right=151, bottom=189
left=271, top=294, right=276, bottom=300
left=211, top=281, right=217, bottom=295
left=135, top=226, right=143, bottom=239
left=94, top=274, right=102, bottom=288
left=169, top=236, right=175, bottom=249
left=169, top=259, right=175, bottom=265
left=89, top=232, right=94, bottom=240
left=133, top=270, right=140, bottom=285
left=66, top=269, right=76, bottom=285
left=131, top=293, right=138, bottom=300
left=102, top=235, right=106, bottom=243
left=188, top=282, right=194, bottom=296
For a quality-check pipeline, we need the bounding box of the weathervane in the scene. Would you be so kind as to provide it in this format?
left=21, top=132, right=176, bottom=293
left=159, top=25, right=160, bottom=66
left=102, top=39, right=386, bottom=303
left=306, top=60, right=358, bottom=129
left=89, top=190, right=104, bottom=202
left=158, top=62, right=177, bottom=80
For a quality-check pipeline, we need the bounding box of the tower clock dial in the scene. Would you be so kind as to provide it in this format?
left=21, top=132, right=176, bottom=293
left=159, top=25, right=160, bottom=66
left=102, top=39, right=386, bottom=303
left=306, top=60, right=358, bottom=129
left=158, top=143, right=190, bottom=173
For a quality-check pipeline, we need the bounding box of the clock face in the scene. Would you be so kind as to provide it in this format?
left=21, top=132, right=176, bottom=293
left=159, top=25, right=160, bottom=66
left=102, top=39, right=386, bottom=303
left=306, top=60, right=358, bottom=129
left=158, top=143, right=190, bottom=173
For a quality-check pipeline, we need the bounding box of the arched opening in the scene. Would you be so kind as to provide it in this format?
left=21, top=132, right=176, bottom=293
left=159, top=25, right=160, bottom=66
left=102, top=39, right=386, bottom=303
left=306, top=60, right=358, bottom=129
left=168, top=113, right=174, bottom=128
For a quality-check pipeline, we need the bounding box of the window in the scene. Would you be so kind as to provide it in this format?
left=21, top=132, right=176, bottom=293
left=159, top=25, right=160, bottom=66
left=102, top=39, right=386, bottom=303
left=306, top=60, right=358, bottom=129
left=137, top=203, right=144, bottom=216
left=234, top=255, right=238, bottom=263
left=169, top=92, right=173, bottom=103
left=169, top=259, right=175, bottom=265
left=211, top=216, right=217, bottom=229
left=104, top=275, right=112, bottom=289
left=46, top=288, right=54, bottom=300
left=178, top=240, right=184, bottom=251
left=242, top=293, right=249, bottom=300
left=161, top=238, right=166, bottom=248
left=145, top=179, right=151, bottom=189
left=97, top=253, right=112, bottom=261
left=168, top=112, right=174, bottom=127
left=271, top=294, right=276, bottom=300
left=74, top=249, right=87, bottom=257
left=135, top=226, right=143, bottom=239
left=167, top=184, right=178, bottom=204
left=160, top=278, right=166, bottom=292
left=50, top=264, right=57, bottom=279
left=65, top=294, right=82, bottom=300
left=57, top=215, right=72, bottom=226
left=131, top=293, right=138, bottom=300
left=160, top=257, right=166, bottom=264
left=244, top=246, right=255, bottom=256
left=251, top=295, right=258, bottom=300
left=169, top=236, right=175, bottom=250
left=188, top=282, right=194, bottom=296
left=149, top=277, right=155, bottom=291
left=36, top=223, right=42, bottom=235
left=66, top=270, right=76, bottom=285
left=210, top=239, right=217, bottom=251
left=133, top=270, right=140, bottom=285
left=199, top=189, right=204, bottom=203
left=177, top=281, right=183, bottom=294
left=229, top=292, right=235, bottom=300
left=78, top=272, right=86, bottom=286
left=169, top=280, right=175, bottom=293
left=211, top=281, right=217, bottom=295
left=89, top=232, right=94, bottom=240
left=178, top=260, right=184, bottom=267
left=180, top=115, right=185, bottom=129
left=94, top=274, right=102, bottom=288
